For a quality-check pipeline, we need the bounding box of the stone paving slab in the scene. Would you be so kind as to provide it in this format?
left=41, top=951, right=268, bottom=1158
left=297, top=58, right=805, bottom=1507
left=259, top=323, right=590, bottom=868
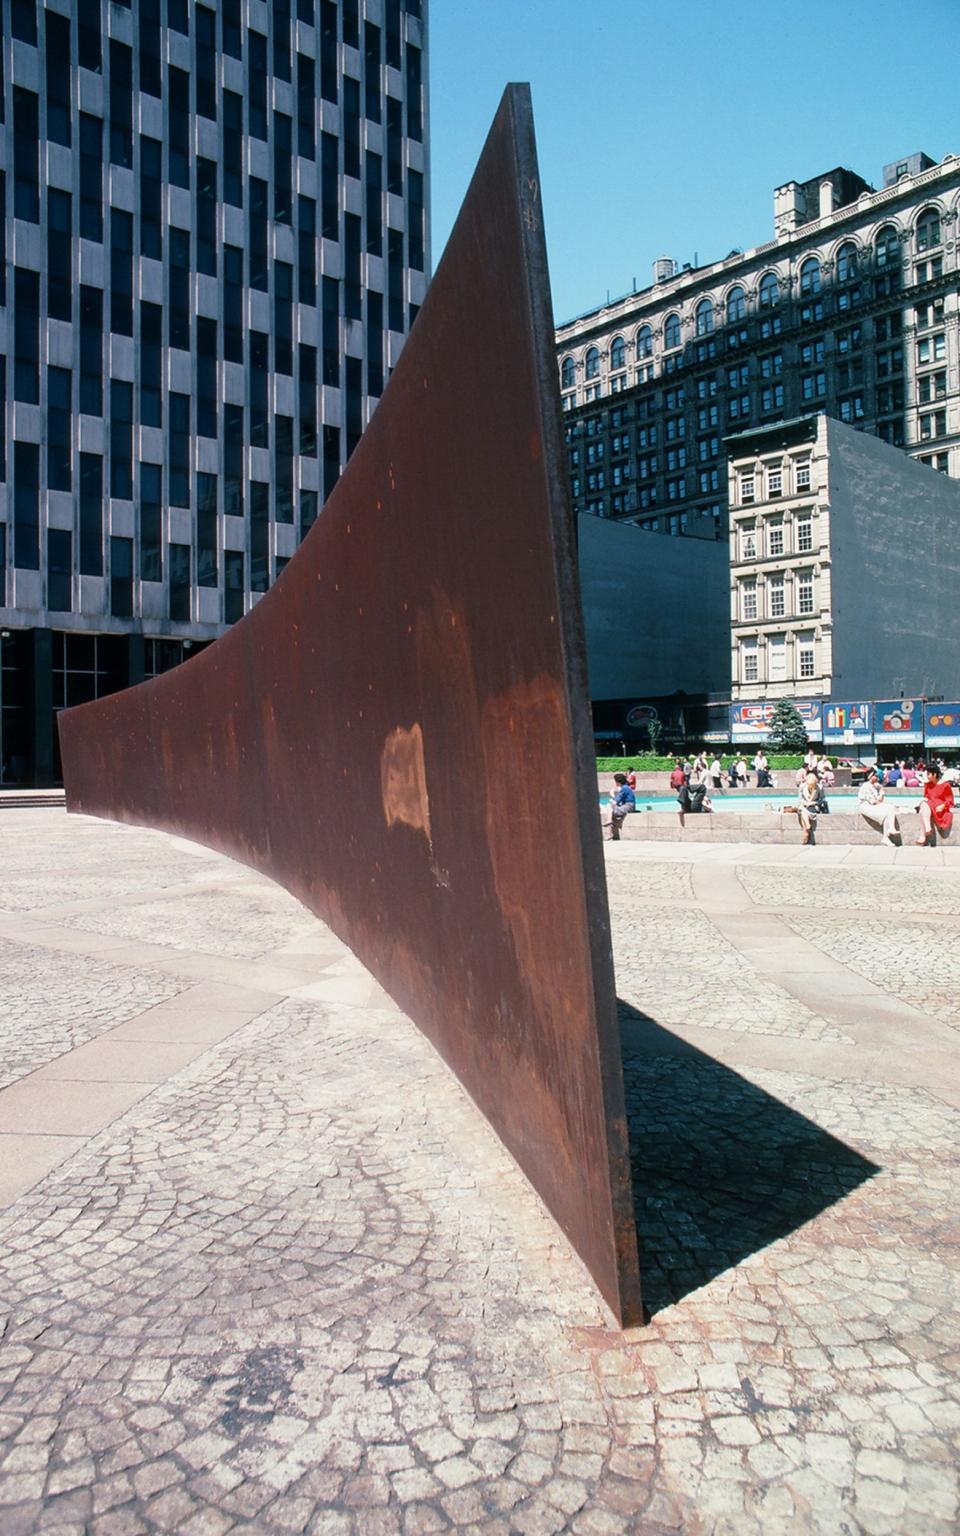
left=0, top=811, right=957, bottom=1535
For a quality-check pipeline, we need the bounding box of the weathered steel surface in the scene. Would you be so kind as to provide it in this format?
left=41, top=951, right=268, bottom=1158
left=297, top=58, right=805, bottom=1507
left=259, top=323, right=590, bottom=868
left=59, top=86, right=643, bottom=1326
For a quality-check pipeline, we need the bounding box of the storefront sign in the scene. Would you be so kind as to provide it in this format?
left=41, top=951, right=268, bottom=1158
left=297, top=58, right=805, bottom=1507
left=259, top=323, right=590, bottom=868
left=924, top=703, right=960, bottom=749
left=823, top=702, right=872, bottom=743
left=875, top=700, right=923, bottom=743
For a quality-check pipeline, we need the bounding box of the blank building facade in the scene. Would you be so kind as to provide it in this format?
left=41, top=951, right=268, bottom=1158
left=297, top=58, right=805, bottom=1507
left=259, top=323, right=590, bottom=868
left=0, top=0, right=428, bottom=784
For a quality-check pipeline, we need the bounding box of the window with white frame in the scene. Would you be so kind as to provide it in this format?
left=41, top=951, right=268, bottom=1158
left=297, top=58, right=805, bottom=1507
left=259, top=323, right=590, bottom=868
left=741, top=639, right=759, bottom=683
left=767, top=466, right=783, bottom=498
left=796, top=515, right=813, bottom=553
left=797, top=570, right=815, bottom=615
left=768, top=574, right=785, bottom=617
left=767, top=520, right=784, bottom=557
left=768, top=634, right=787, bottom=681
left=797, top=634, right=816, bottom=679
left=740, top=524, right=757, bottom=560
left=741, top=579, right=758, bottom=621
left=795, top=460, right=811, bottom=491
left=740, top=473, right=755, bottom=504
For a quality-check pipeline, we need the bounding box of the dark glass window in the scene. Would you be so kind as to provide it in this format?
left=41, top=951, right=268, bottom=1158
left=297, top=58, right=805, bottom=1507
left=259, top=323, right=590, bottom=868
left=197, top=158, right=218, bottom=276
left=367, top=289, right=383, bottom=398
left=0, top=358, right=6, bottom=481
left=168, top=542, right=191, bottom=621
left=273, top=0, right=291, bottom=81
left=223, top=94, right=243, bottom=207
left=248, top=31, right=268, bottom=139
left=77, top=0, right=102, bottom=72
left=224, top=405, right=244, bottom=517
left=406, top=44, right=423, bottom=141
left=168, top=0, right=189, bottom=36
left=224, top=247, right=244, bottom=363
left=250, top=480, right=269, bottom=592
left=196, top=6, right=217, bottom=119
left=140, top=136, right=163, bottom=259
left=343, top=0, right=359, bottom=47
left=366, top=153, right=383, bottom=256
left=322, top=277, right=340, bottom=387
left=79, top=453, right=103, bottom=575
left=47, top=190, right=72, bottom=323
left=197, top=474, right=218, bottom=587
left=298, top=196, right=317, bottom=306
left=47, top=529, right=73, bottom=613
left=110, top=536, right=133, bottom=618
left=139, top=0, right=162, bottom=97
left=275, top=418, right=294, bottom=523
left=297, top=54, right=316, bottom=159
left=169, top=228, right=191, bottom=350
left=0, top=175, right=5, bottom=306
left=298, top=0, right=315, bottom=21
left=225, top=551, right=245, bottom=623
left=344, top=78, right=361, bottom=179
left=299, top=489, right=318, bottom=542
left=320, top=2, right=338, bottom=101
left=323, top=424, right=340, bottom=500
left=48, top=368, right=72, bottom=492
left=346, top=356, right=363, bottom=458
left=250, top=333, right=269, bottom=447
left=109, top=42, right=133, bottom=169
left=321, top=133, right=339, bottom=240
left=275, top=264, right=293, bottom=375
left=110, top=380, right=134, bottom=499
left=14, top=269, right=40, bottom=404
left=299, top=344, right=317, bottom=455
left=387, top=228, right=404, bottom=332
left=385, top=0, right=401, bottom=68
left=110, top=209, right=134, bottom=336
left=79, top=115, right=103, bottom=241
left=45, top=11, right=72, bottom=146
left=140, top=462, right=163, bottom=581
left=14, top=443, right=40, bottom=570
left=386, top=96, right=403, bottom=195
left=344, top=214, right=362, bottom=320
left=222, top=0, right=242, bottom=60
left=364, top=24, right=382, bottom=122
left=11, top=0, right=37, bottom=45
left=169, top=393, right=191, bottom=507
left=168, top=68, right=190, bottom=189
left=274, top=113, right=293, bottom=225
left=197, top=318, right=218, bottom=438
left=80, top=286, right=103, bottom=415
left=141, top=303, right=163, bottom=427
left=13, top=89, right=40, bottom=223
left=407, top=169, right=424, bottom=272
left=249, top=179, right=269, bottom=291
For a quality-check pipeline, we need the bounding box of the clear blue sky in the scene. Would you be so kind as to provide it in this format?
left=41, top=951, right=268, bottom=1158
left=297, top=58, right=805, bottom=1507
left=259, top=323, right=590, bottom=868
left=429, top=0, right=960, bottom=326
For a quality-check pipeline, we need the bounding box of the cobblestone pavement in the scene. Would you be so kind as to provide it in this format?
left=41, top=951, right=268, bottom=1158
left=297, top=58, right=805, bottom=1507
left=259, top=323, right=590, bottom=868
left=0, top=814, right=958, bottom=1535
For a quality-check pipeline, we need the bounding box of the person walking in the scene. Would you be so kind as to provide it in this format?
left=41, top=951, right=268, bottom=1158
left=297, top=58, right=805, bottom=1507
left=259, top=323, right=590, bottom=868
left=609, top=772, right=636, bottom=841
left=857, top=769, right=900, bottom=845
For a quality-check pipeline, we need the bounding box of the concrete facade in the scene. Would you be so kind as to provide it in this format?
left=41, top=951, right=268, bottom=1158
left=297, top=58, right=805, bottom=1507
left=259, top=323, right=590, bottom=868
left=728, top=413, right=960, bottom=700
left=0, top=0, right=429, bottom=783
left=577, top=512, right=729, bottom=701
left=557, top=150, right=960, bottom=540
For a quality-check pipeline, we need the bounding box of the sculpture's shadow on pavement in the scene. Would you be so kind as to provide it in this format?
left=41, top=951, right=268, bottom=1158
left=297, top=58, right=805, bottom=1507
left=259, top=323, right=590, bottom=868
left=617, top=1001, right=881, bottom=1319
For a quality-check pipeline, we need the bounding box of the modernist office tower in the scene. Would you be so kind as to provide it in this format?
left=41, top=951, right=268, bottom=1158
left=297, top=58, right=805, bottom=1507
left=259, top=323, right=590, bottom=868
left=0, top=0, right=429, bottom=784
left=556, top=152, right=960, bottom=539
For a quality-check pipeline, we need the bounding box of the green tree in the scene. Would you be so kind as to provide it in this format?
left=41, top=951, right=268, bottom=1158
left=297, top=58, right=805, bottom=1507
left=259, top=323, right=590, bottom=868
left=768, top=699, right=808, bottom=752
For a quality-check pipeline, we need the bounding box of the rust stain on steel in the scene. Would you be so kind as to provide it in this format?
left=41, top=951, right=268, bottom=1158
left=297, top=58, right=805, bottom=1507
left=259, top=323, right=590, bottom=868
left=58, top=85, right=643, bottom=1327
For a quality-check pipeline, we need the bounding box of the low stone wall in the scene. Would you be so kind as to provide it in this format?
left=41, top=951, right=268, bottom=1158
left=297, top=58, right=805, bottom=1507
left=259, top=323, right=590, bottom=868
left=602, top=807, right=919, bottom=846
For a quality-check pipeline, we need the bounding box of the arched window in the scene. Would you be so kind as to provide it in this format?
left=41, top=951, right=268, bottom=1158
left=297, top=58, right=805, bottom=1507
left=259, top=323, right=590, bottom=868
left=916, top=206, right=941, bottom=251
left=584, top=346, right=600, bottom=380
left=799, top=257, right=821, bottom=296
left=726, top=286, right=746, bottom=324
left=874, top=224, right=900, bottom=268
left=836, top=242, right=858, bottom=283
left=759, top=271, right=779, bottom=308
left=663, top=313, right=681, bottom=350
left=610, top=335, right=626, bottom=371
left=695, top=298, right=714, bottom=336
left=560, top=356, right=575, bottom=391
left=635, top=324, right=653, bottom=359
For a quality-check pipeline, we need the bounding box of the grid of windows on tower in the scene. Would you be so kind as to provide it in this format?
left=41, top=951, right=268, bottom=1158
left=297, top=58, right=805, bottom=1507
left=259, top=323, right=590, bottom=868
left=0, top=0, right=427, bottom=625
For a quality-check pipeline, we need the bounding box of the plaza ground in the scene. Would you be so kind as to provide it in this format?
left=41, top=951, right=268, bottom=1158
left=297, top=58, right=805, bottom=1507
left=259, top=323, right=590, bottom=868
left=0, top=810, right=958, bottom=1535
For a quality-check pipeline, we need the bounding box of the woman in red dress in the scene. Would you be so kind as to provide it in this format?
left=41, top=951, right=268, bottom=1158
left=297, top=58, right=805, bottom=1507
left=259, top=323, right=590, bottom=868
left=915, top=765, right=955, bottom=846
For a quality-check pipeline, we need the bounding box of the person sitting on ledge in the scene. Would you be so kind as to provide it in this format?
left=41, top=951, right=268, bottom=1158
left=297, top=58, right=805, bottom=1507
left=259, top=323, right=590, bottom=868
left=914, top=765, right=954, bottom=847
left=858, top=769, right=901, bottom=845
left=609, top=772, right=636, bottom=841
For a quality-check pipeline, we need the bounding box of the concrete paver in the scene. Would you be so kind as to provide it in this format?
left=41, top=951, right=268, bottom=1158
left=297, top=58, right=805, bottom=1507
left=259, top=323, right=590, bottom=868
left=0, top=811, right=957, bottom=1535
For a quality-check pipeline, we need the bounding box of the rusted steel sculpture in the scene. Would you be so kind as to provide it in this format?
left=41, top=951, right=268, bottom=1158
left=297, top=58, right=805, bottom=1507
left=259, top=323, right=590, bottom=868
left=59, top=86, right=643, bottom=1326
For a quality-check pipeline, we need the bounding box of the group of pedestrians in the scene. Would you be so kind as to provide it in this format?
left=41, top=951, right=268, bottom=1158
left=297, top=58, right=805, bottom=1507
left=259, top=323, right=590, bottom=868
left=858, top=762, right=955, bottom=847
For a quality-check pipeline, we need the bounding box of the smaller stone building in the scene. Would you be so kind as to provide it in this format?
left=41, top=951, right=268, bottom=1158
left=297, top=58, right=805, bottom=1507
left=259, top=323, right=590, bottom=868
left=728, top=414, right=960, bottom=701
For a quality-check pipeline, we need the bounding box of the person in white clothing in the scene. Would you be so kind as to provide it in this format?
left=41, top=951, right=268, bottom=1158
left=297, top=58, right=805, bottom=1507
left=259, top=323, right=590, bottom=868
left=857, top=769, right=900, bottom=845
